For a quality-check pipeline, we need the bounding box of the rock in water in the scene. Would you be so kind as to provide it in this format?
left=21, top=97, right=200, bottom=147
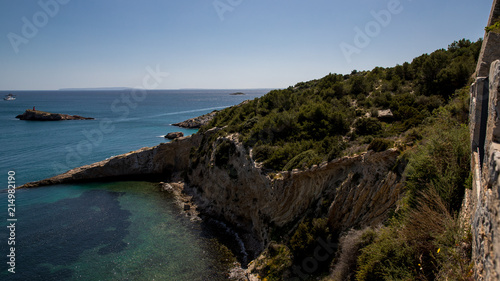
left=165, top=132, right=184, bottom=139
left=16, top=109, right=94, bottom=121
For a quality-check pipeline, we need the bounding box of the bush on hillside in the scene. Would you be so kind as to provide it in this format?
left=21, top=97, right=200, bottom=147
left=354, top=118, right=383, bottom=136
left=367, top=138, right=394, bottom=152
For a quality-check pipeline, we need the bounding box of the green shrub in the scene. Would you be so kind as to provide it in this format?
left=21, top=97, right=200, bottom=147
left=214, top=139, right=236, bottom=167
left=283, top=150, right=322, bottom=171
left=368, top=138, right=394, bottom=152
left=356, top=225, right=417, bottom=281
left=289, top=218, right=332, bottom=264
left=326, top=137, right=347, bottom=161
left=242, top=117, right=259, bottom=131
left=354, top=117, right=382, bottom=136
left=404, top=115, right=470, bottom=212
left=260, top=243, right=293, bottom=280
left=485, top=21, right=500, bottom=33
left=253, top=145, right=276, bottom=163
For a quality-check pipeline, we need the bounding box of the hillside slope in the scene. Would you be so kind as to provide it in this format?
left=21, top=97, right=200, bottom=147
left=184, top=39, right=480, bottom=280
left=203, top=39, right=480, bottom=173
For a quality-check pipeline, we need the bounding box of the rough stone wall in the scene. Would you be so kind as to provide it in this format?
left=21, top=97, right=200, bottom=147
left=477, top=0, right=500, bottom=78
left=488, top=0, right=500, bottom=27
left=469, top=1, right=500, bottom=277
left=472, top=60, right=500, bottom=281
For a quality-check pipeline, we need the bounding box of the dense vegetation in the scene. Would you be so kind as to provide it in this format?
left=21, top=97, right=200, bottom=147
left=347, top=93, right=473, bottom=281
left=204, top=39, right=481, bottom=172
left=199, top=38, right=481, bottom=280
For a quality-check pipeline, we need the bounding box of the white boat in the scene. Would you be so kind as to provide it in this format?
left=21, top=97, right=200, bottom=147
left=4, top=94, right=16, bottom=101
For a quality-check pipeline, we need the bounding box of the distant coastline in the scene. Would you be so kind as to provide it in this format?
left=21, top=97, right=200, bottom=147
left=58, top=87, right=134, bottom=91
left=1, top=88, right=277, bottom=93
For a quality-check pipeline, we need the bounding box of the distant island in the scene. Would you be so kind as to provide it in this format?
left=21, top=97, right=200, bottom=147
left=59, top=87, right=133, bottom=91
left=229, top=92, right=245, bottom=95
left=16, top=109, right=94, bottom=121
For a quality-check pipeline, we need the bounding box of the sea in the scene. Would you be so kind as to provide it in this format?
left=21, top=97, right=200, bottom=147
left=0, top=89, right=269, bottom=281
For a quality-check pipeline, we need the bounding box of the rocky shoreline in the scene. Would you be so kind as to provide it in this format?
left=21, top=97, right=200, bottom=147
left=16, top=109, right=94, bottom=121
left=159, top=181, right=200, bottom=220
left=158, top=179, right=252, bottom=280
left=172, top=111, right=217, bottom=128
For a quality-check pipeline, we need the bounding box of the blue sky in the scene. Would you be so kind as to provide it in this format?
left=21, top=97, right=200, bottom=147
left=0, top=0, right=493, bottom=90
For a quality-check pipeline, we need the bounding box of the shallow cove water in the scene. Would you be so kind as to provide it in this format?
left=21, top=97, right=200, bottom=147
left=0, top=89, right=268, bottom=280
left=0, top=181, right=234, bottom=280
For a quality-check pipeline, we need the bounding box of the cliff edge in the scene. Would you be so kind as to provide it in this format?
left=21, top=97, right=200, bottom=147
left=21, top=132, right=205, bottom=188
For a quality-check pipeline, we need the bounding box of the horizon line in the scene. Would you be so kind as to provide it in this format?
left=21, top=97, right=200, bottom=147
left=0, top=87, right=280, bottom=92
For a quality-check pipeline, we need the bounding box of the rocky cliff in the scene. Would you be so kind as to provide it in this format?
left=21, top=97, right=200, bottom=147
left=16, top=109, right=94, bottom=121
left=172, top=111, right=217, bottom=128
left=21, top=132, right=206, bottom=188
left=185, top=133, right=403, bottom=258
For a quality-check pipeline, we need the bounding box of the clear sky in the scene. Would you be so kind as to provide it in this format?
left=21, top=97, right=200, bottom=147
left=0, top=0, right=493, bottom=90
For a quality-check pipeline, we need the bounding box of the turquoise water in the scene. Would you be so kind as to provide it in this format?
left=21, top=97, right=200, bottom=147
left=0, top=89, right=268, bottom=280
left=0, top=182, right=234, bottom=280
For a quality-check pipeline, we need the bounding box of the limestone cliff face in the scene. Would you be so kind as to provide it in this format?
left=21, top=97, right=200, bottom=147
left=186, top=134, right=403, bottom=253
left=21, top=133, right=205, bottom=188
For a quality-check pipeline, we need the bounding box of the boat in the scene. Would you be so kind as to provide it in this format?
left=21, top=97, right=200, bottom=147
left=4, top=94, right=16, bottom=101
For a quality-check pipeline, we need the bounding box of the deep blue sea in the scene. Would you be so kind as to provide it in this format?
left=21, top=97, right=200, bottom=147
left=0, top=89, right=268, bottom=280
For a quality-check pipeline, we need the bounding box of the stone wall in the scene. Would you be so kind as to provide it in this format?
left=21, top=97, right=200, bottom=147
left=471, top=63, right=500, bottom=280
left=488, top=0, right=500, bottom=28
left=469, top=1, right=500, bottom=278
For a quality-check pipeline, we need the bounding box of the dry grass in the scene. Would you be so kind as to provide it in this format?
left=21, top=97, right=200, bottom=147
left=328, top=228, right=375, bottom=281
left=404, top=188, right=473, bottom=280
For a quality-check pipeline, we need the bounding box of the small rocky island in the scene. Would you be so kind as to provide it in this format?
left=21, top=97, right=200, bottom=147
left=165, top=132, right=184, bottom=139
left=16, top=109, right=94, bottom=121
